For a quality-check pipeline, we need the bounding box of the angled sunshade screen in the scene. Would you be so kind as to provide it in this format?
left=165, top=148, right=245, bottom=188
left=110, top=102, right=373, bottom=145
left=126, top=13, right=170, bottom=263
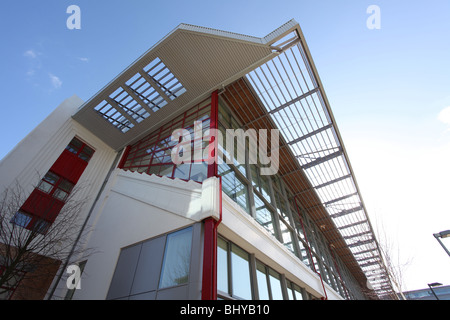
left=246, top=39, right=395, bottom=298
left=94, top=57, right=186, bottom=133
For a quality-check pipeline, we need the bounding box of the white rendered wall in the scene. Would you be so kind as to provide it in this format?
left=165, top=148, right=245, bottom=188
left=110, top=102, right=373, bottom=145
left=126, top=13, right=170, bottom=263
left=0, top=95, right=118, bottom=299
left=219, top=195, right=344, bottom=300
left=0, top=95, right=117, bottom=206
left=68, top=171, right=220, bottom=300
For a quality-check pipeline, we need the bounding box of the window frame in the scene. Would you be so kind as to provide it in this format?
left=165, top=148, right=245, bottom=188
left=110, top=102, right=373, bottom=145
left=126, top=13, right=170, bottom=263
left=36, top=171, right=74, bottom=202
left=65, top=137, right=95, bottom=162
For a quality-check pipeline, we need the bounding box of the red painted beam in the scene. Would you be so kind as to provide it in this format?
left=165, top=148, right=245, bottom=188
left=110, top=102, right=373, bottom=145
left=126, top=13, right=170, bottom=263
left=202, top=90, right=221, bottom=300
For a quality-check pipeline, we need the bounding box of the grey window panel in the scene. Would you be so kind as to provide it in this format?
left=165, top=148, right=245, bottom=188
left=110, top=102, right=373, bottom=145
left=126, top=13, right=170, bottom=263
left=106, top=244, right=142, bottom=300
left=130, top=236, right=166, bottom=295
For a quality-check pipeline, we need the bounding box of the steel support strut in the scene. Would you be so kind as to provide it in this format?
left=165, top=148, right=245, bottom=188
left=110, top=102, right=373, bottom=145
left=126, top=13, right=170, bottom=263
left=202, top=90, right=221, bottom=300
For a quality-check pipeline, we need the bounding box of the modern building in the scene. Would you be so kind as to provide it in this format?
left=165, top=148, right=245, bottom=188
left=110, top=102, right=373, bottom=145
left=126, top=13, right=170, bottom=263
left=0, top=20, right=398, bottom=300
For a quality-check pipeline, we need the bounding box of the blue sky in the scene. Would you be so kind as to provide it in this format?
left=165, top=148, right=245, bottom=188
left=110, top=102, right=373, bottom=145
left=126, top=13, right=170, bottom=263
left=1, top=1, right=450, bottom=293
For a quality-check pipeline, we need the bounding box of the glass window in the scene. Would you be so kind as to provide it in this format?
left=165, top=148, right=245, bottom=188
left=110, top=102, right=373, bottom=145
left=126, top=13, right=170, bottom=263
left=37, top=172, right=59, bottom=194
left=253, top=194, right=275, bottom=236
left=66, top=137, right=95, bottom=162
left=258, top=174, right=271, bottom=203
left=268, top=268, right=283, bottom=300
left=280, top=219, right=295, bottom=253
left=159, top=227, right=193, bottom=289
left=34, top=219, right=51, bottom=234
left=66, top=138, right=83, bottom=154
left=230, top=244, right=252, bottom=299
left=11, top=211, right=32, bottom=228
left=121, top=100, right=211, bottom=182
left=53, top=180, right=74, bottom=201
left=250, top=165, right=271, bottom=203
left=37, top=172, right=74, bottom=202
left=173, top=163, right=191, bottom=180
left=286, top=281, right=295, bottom=300
left=217, top=237, right=229, bottom=294
left=293, top=284, right=304, bottom=300
left=256, top=261, right=269, bottom=300
left=189, top=163, right=207, bottom=183
left=219, top=163, right=250, bottom=214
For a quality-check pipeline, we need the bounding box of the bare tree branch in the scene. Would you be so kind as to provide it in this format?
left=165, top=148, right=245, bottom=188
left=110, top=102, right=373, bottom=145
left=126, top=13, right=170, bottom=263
left=0, top=179, right=94, bottom=300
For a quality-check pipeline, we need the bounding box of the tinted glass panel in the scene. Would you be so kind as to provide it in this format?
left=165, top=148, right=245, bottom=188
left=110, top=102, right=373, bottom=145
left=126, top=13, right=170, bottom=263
left=269, top=269, right=283, bottom=300
left=217, top=237, right=228, bottom=294
left=231, top=244, right=252, bottom=299
left=159, top=227, right=193, bottom=289
left=256, top=262, right=269, bottom=300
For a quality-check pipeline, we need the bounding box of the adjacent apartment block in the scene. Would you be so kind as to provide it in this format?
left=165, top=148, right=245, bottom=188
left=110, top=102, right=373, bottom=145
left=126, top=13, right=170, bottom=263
left=0, top=20, right=398, bottom=300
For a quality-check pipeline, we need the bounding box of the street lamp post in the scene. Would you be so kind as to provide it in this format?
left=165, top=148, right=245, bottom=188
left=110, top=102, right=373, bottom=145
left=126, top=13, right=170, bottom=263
left=427, top=282, right=442, bottom=300
left=433, top=230, right=450, bottom=257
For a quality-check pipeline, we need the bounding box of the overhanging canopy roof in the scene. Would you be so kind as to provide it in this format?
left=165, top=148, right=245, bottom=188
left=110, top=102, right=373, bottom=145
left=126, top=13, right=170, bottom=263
left=73, top=21, right=296, bottom=149
left=221, top=26, right=396, bottom=299
left=72, top=20, right=396, bottom=299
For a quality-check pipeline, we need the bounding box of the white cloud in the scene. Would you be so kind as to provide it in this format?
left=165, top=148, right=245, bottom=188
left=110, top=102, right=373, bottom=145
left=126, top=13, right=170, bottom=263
left=78, top=57, right=89, bottom=62
left=438, top=106, right=450, bottom=125
left=24, top=49, right=37, bottom=59
left=49, top=74, right=62, bottom=89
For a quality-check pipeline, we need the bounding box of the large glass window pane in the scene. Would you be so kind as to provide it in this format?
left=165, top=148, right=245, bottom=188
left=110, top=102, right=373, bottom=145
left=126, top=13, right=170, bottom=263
left=79, top=145, right=94, bottom=162
left=219, top=163, right=250, bottom=214
left=11, top=211, right=32, bottom=228
left=250, top=165, right=259, bottom=189
left=159, top=164, right=174, bottom=177
left=293, top=284, right=304, bottom=300
left=286, top=281, right=295, bottom=300
left=268, top=269, right=283, bottom=300
left=189, top=163, right=207, bottom=182
left=258, top=174, right=271, bottom=203
left=254, top=194, right=275, bottom=236
left=37, top=181, right=53, bottom=194
left=231, top=244, right=252, bottom=299
left=279, top=219, right=294, bottom=253
left=159, top=227, right=193, bottom=289
left=37, top=172, right=59, bottom=193
left=256, top=262, right=269, bottom=300
left=173, top=163, right=191, bottom=180
left=217, top=237, right=229, bottom=294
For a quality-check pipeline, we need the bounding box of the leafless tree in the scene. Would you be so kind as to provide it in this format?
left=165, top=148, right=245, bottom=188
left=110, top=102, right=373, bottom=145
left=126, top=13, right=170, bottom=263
left=0, top=179, right=93, bottom=300
left=370, top=216, right=413, bottom=300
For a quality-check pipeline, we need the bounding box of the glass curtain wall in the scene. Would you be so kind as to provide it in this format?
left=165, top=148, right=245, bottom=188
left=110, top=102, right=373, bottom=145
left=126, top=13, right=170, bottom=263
left=218, top=235, right=312, bottom=300
left=217, top=97, right=359, bottom=300
left=121, top=98, right=212, bottom=183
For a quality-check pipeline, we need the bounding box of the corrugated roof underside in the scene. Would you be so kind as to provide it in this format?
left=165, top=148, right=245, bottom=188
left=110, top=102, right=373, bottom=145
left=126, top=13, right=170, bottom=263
left=73, top=30, right=273, bottom=150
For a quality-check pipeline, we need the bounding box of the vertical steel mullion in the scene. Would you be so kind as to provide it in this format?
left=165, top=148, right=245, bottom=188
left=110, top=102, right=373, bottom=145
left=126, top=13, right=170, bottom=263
left=267, top=176, right=282, bottom=242
left=249, top=254, right=259, bottom=300
left=146, top=126, right=163, bottom=175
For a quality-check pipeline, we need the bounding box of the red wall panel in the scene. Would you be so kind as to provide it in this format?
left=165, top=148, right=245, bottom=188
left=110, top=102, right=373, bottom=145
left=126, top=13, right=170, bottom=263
left=50, top=149, right=87, bottom=184
left=20, top=190, right=65, bottom=223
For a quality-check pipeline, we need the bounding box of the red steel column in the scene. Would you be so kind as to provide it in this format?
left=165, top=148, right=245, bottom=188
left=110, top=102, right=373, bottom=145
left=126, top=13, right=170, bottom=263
left=207, top=90, right=219, bottom=178
left=117, top=145, right=131, bottom=169
left=201, top=218, right=218, bottom=300
left=202, top=90, right=220, bottom=300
